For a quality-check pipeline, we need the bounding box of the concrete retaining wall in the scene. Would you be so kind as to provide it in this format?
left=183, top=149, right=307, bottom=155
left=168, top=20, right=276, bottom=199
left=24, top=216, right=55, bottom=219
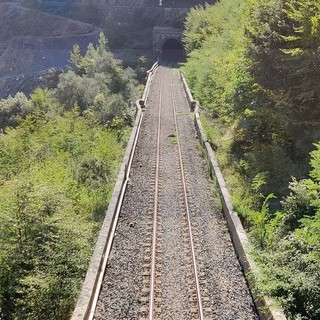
left=180, top=72, right=287, bottom=320
left=71, top=61, right=158, bottom=320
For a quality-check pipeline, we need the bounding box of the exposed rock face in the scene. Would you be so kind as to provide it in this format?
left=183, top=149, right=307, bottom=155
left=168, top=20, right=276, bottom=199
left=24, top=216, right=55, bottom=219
left=96, top=0, right=216, bottom=24
left=0, top=0, right=216, bottom=98
left=85, top=0, right=216, bottom=23
left=0, top=2, right=101, bottom=99
left=94, top=0, right=213, bottom=7
left=108, top=0, right=145, bottom=6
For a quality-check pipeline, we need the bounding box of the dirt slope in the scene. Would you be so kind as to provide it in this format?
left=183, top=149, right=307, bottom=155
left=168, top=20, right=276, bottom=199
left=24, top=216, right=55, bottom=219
left=0, top=2, right=101, bottom=98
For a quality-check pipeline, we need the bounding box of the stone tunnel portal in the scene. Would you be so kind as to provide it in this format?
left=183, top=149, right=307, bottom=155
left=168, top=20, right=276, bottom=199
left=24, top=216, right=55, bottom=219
left=162, top=38, right=184, bottom=61
left=153, top=27, right=184, bottom=62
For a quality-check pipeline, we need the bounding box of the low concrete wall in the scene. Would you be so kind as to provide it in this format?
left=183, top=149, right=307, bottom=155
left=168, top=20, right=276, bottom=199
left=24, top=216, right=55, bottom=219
left=71, top=62, right=158, bottom=320
left=180, top=72, right=287, bottom=320
left=142, top=61, right=159, bottom=103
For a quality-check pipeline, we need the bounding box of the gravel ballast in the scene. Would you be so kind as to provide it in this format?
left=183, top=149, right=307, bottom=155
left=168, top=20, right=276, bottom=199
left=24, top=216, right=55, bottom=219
left=94, top=65, right=258, bottom=320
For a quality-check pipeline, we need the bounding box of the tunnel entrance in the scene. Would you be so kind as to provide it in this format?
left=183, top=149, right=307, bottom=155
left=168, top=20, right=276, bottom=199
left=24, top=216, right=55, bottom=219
left=161, top=38, right=184, bottom=62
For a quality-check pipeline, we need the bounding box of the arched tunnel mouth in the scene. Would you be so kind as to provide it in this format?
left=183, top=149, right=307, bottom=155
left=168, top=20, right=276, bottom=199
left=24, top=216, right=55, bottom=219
left=161, top=38, right=185, bottom=62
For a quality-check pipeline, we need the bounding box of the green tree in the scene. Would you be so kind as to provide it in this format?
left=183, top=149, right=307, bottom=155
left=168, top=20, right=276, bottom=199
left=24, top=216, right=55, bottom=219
left=69, top=43, right=85, bottom=76
left=0, top=32, right=130, bottom=319
left=0, top=92, right=32, bottom=132
left=183, top=1, right=320, bottom=317
left=56, top=32, right=137, bottom=125
left=257, top=143, right=320, bottom=318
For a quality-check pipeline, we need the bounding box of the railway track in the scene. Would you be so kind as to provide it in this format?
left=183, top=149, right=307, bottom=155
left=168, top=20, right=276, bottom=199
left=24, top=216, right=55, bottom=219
left=138, top=65, right=210, bottom=319
left=94, top=64, right=258, bottom=320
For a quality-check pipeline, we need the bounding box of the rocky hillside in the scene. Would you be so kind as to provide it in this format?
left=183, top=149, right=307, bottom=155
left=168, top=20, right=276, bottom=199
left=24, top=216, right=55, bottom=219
left=0, top=2, right=101, bottom=99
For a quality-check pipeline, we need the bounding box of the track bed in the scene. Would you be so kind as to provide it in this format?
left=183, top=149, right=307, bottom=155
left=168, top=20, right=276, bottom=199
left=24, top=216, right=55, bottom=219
left=94, top=65, right=258, bottom=320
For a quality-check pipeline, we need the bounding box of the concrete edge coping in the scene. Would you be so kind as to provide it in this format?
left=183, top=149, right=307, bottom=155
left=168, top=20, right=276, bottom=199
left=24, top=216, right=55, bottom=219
left=179, top=71, right=287, bottom=320
left=142, top=61, right=159, bottom=103
left=71, top=64, right=159, bottom=320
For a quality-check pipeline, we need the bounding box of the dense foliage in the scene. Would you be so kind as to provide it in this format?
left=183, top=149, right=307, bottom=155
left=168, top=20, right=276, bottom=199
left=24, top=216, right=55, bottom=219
left=183, top=1, right=320, bottom=319
left=58, top=33, right=136, bottom=125
left=0, top=33, right=136, bottom=319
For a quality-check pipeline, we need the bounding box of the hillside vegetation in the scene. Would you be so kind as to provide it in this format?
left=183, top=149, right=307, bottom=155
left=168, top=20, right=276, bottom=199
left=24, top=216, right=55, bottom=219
left=0, top=33, right=137, bottom=319
left=183, top=0, right=320, bottom=319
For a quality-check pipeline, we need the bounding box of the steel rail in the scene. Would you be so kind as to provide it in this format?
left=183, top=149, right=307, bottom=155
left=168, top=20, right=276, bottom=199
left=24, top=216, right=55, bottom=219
left=87, top=106, right=144, bottom=320
left=85, top=62, right=159, bottom=320
left=148, top=66, right=164, bottom=320
left=170, top=81, right=205, bottom=320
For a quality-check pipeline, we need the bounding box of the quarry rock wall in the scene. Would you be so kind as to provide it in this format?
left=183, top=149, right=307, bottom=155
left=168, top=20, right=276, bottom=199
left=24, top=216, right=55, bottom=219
left=89, top=0, right=216, bottom=23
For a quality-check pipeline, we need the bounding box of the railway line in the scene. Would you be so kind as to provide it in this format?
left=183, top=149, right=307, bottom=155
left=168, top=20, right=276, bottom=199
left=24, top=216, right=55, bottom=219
left=93, top=64, right=259, bottom=320
left=139, top=66, right=208, bottom=319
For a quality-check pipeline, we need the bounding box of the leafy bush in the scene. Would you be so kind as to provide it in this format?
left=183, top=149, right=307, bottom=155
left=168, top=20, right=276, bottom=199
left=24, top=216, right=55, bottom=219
left=183, top=0, right=320, bottom=318
left=257, top=151, right=320, bottom=319
left=56, top=33, right=137, bottom=125
left=0, top=92, right=33, bottom=132
left=183, top=0, right=320, bottom=198
left=0, top=101, right=123, bottom=319
left=0, top=33, right=134, bottom=319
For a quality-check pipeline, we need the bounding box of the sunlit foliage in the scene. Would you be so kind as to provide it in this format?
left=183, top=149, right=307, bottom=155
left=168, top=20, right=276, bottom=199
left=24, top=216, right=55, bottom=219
left=183, top=1, right=320, bottom=318
left=57, top=33, right=137, bottom=125
left=0, top=33, right=134, bottom=319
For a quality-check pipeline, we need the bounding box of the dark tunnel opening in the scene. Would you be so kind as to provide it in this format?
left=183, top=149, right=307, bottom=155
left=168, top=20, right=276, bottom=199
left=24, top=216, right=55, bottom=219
left=161, top=38, right=184, bottom=62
